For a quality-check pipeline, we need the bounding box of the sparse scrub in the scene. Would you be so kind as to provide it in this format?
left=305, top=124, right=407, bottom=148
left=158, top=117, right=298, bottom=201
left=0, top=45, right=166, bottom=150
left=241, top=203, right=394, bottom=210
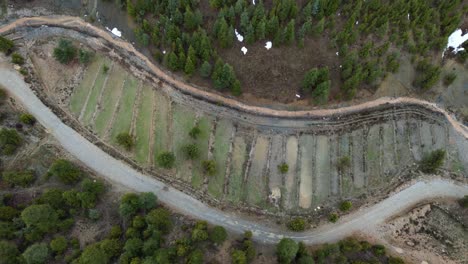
left=116, top=132, right=134, bottom=150
left=287, top=217, right=306, bottom=232
left=339, top=201, right=352, bottom=212
left=202, top=160, right=217, bottom=176
left=419, top=149, right=445, bottom=173
left=19, top=113, right=35, bottom=125
left=278, top=162, right=289, bottom=174
left=79, top=49, right=93, bottom=64
left=48, top=159, right=82, bottom=185
left=2, top=170, right=35, bottom=187
left=459, top=195, right=468, bottom=208
left=53, top=39, right=77, bottom=64
left=157, top=151, right=175, bottom=169
left=0, top=128, right=22, bottom=155
left=182, top=143, right=199, bottom=160
left=11, top=52, right=24, bottom=65
left=102, top=64, right=110, bottom=73
left=443, top=73, right=457, bottom=86
left=413, top=60, right=441, bottom=90
left=329, top=213, right=339, bottom=223
left=189, top=126, right=201, bottom=139
left=0, top=36, right=14, bottom=54
left=337, top=156, right=351, bottom=172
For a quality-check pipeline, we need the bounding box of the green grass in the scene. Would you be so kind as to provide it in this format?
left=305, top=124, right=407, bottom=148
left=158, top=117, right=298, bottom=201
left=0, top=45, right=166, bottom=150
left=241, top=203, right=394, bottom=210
left=172, top=104, right=197, bottom=181
left=93, top=65, right=127, bottom=137
left=207, top=119, right=234, bottom=199
left=245, top=136, right=269, bottom=206
left=134, top=86, right=154, bottom=165
left=81, top=62, right=111, bottom=126
left=226, top=136, right=247, bottom=203
left=109, top=76, right=139, bottom=143
left=191, top=116, right=213, bottom=189
left=152, top=91, right=170, bottom=160
left=69, top=57, right=103, bottom=116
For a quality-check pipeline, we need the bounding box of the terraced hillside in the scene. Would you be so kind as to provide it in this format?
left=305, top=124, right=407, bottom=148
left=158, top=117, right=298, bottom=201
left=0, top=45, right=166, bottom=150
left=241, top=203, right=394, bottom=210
left=63, top=55, right=465, bottom=215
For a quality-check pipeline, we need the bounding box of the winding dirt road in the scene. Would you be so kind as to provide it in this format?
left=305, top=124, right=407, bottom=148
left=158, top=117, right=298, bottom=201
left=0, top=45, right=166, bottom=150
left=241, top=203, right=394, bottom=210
left=1, top=66, right=467, bottom=244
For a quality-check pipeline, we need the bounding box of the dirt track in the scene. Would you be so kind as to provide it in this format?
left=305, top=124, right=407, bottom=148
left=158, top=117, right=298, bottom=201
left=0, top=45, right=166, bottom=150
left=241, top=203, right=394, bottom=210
left=0, top=16, right=467, bottom=138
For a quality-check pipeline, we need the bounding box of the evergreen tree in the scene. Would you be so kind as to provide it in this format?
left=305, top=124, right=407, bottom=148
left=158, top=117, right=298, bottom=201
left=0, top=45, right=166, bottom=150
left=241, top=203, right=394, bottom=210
left=167, top=52, right=179, bottom=71
left=284, top=19, right=295, bottom=45
left=200, top=61, right=212, bottom=78
left=184, top=57, right=196, bottom=76
left=178, top=51, right=186, bottom=70
left=245, top=24, right=255, bottom=44
left=256, top=18, right=266, bottom=40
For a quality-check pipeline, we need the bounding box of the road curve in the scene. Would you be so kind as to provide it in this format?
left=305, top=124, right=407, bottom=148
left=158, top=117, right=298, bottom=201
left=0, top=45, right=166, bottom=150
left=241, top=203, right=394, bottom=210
left=1, top=66, right=467, bottom=244
left=0, top=16, right=467, bottom=140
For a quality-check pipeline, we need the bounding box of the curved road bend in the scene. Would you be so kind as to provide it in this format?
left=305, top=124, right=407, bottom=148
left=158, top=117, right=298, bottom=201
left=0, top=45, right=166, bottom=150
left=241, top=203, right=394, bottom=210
left=0, top=16, right=467, bottom=140
left=1, top=66, right=467, bottom=244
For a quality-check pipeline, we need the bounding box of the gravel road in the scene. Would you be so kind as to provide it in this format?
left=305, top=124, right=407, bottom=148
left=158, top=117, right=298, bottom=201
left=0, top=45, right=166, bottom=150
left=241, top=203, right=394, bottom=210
left=1, top=65, right=467, bottom=244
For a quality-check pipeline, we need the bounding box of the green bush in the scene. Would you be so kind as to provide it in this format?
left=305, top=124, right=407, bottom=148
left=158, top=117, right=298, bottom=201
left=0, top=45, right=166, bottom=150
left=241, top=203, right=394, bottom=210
left=88, top=209, right=101, bottom=220
left=339, top=201, right=352, bottom=212
left=2, top=170, right=35, bottom=187
left=11, top=52, right=25, bottom=65
left=139, top=192, right=157, bottom=211
left=22, top=243, right=49, bottom=264
left=231, top=250, right=247, bottom=264
left=49, top=159, right=82, bottom=184
left=145, top=208, right=172, bottom=234
left=21, top=204, right=59, bottom=233
left=413, top=60, right=441, bottom=90
left=156, top=151, right=175, bottom=169
left=100, top=239, right=122, bottom=258
left=0, top=240, right=20, bottom=263
left=189, top=126, right=201, bottom=139
left=183, top=144, right=199, bottom=160
left=278, top=162, right=289, bottom=174
left=50, top=236, right=68, bottom=255
left=53, top=39, right=77, bottom=64
left=0, top=206, right=18, bottom=221
left=276, top=238, right=298, bottom=264
left=202, top=160, right=217, bottom=176
left=79, top=244, right=109, bottom=264
left=209, top=226, right=227, bottom=245
left=79, top=49, right=93, bottom=64
left=459, top=195, right=468, bottom=208
left=371, top=244, right=386, bottom=256
left=0, top=36, right=14, bottom=54
left=443, top=72, right=457, bottom=86
left=116, top=132, right=134, bottom=150
left=329, top=213, right=339, bottom=223
left=0, top=128, right=22, bottom=155
left=108, top=225, right=122, bottom=239
left=19, top=113, right=36, bottom=125
left=119, top=193, right=141, bottom=219
left=287, top=217, right=306, bottom=231
left=419, top=149, right=445, bottom=173
left=102, top=64, right=109, bottom=73
left=337, top=156, right=351, bottom=171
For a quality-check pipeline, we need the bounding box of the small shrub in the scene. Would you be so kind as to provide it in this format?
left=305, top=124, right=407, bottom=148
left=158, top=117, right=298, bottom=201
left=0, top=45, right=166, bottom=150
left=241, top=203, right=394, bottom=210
left=419, top=149, right=445, bottom=173
left=19, top=113, right=36, bottom=125
left=189, top=126, right=201, bottom=139
left=278, top=162, right=289, bottom=174
left=337, top=156, right=351, bottom=171
left=88, top=209, right=101, bottom=220
left=0, top=36, right=14, bottom=54
left=53, top=39, right=77, bottom=64
left=339, top=201, right=352, bottom=212
left=329, top=213, right=339, bottom=223
left=389, top=256, right=405, bottom=264
left=11, top=53, right=25, bottom=65
left=156, top=152, right=175, bottom=169
left=2, top=170, right=35, bottom=187
left=371, top=244, right=386, bottom=256
left=0, top=128, right=22, bottom=155
left=22, top=243, right=49, bottom=264
left=182, top=144, right=199, bottom=160
left=202, top=160, right=217, bottom=176
left=116, top=132, right=134, bottom=150
left=79, top=49, right=93, bottom=64
left=48, top=159, right=82, bottom=185
left=209, top=226, right=227, bottom=245
left=459, top=195, right=468, bottom=208
left=19, top=67, right=28, bottom=76
left=443, top=73, right=457, bottom=86
left=102, top=64, right=109, bottom=73
left=0, top=87, right=6, bottom=102
left=287, top=217, right=306, bottom=231
left=50, top=236, right=67, bottom=255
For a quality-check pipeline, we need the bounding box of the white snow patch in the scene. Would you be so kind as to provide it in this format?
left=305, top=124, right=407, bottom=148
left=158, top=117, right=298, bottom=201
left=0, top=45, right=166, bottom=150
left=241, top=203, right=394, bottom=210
left=235, top=29, right=244, bottom=42
left=265, top=41, right=272, bottom=50
left=339, top=65, right=342, bottom=68
left=106, top=26, right=122, bottom=37
left=444, top=29, right=468, bottom=56
left=295, top=94, right=301, bottom=98
left=407, top=13, right=410, bottom=21
left=252, top=0, right=256, bottom=5
left=241, top=46, right=248, bottom=55
left=336, top=52, right=339, bottom=56
left=162, top=50, right=166, bottom=54
left=355, top=21, right=359, bottom=25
